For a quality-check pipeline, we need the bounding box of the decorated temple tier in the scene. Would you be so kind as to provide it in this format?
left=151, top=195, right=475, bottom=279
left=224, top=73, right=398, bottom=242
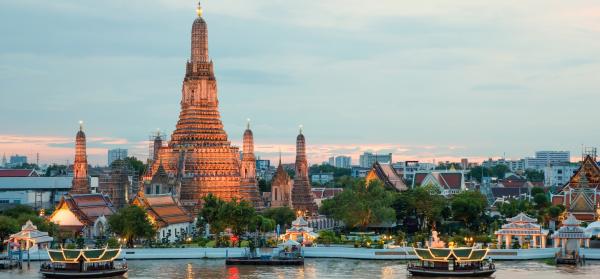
left=41, top=248, right=127, bottom=278
left=408, top=248, right=495, bottom=277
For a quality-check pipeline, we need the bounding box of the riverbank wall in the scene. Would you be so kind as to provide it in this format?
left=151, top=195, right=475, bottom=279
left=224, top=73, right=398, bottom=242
left=18, top=247, right=600, bottom=261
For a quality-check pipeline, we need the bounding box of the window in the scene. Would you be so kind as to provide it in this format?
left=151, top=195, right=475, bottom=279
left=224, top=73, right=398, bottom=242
left=0, top=200, right=9, bottom=204
left=155, top=185, right=160, bottom=194
left=13, top=200, right=20, bottom=204
left=146, top=187, right=151, bottom=195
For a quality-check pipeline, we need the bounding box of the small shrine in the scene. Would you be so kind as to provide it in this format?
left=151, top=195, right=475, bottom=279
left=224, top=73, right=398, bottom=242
left=551, top=214, right=591, bottom=249
left=280, top=215, right=318, bottom=245
left=7, top=220, right=53, bottom=252
left=495, top=213, right=549, bottom=249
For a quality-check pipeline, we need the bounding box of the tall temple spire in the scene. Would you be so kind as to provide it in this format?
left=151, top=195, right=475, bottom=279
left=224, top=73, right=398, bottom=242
left=71, top=121, right=90, bottom=194
left=240, top=120, right=261, bottom=208
left=291, top=128, right=318, bottom=216
left=196, top=1, right=203, bottom=17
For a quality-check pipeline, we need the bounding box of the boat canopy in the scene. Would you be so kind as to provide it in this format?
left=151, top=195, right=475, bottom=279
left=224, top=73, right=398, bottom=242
left=48, top=248, right=121, bottom=263
left=414, top=247, right=488, bottom=262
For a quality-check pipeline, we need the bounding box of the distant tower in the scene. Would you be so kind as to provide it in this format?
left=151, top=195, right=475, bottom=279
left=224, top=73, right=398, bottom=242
left=291, top=126, right=318, bottom=215
left=240, top=120, right=262, bottom=208
left=71, top=121, right=90, bottom=194
left=1, top=153, right=6, bottom=168
left=152, top=130, right=163, bottom=162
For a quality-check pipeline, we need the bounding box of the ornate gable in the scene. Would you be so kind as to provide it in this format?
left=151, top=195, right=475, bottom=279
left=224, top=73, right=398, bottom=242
left=568, top=155, right=600, bottom=187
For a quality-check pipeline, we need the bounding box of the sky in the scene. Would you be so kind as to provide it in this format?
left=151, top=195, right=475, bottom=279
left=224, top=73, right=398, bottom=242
left=1, top=0, right=599, bottom=166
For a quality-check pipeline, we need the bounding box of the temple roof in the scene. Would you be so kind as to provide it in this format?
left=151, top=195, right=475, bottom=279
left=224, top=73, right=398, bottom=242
left=0, top=169, right=38, bottom=177
left=50, top=194, right=115, bottom=227
left=133, top=194, right=193, bottom=227
left=551, top=214, right=591, bottom=239
left=506, top=212, right=537, bottom=223
left=9, top=220, right=53, bottom=243
left=367, top=162, right=408, bottom=191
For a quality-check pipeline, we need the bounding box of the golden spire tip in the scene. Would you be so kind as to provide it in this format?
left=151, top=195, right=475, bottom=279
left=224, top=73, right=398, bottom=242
left=196, top=1, right=203, bottom=17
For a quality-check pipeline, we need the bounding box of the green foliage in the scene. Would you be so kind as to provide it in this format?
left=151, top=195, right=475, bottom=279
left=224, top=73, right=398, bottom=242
left=261, top=207, right=295, bottom=228
left=1, top=204, right=36, bottom=218
left=451, top=191, right=488, bottom=230
left=547, top=205, right=564, bottom=219
left=531, top=187, right=545, bottom=196
left=394, top=185, right=448, bottom=231
left=45, top=164, right=68, bottom=176
left=258, top=179, right=271, bottom=193
left=108, top=205, right=155, bottom=248
left=309, top=164, right=351, bottom=178
left=468, top=165, right=510, bottom=182
left=320, top=180, right=395, bottom=230
left=525, top=169, right=544, bottom=182
left=533, top=193, right=549, bottom=209
left=0, top=216, right=19, bottom=244
left=316, top=230, right=339, bottom=246
left=199, top=194, right=257, bottom=240
left=252, top=215, right=276, bottom=233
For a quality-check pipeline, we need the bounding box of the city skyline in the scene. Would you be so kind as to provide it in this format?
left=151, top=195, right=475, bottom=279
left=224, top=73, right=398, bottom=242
left=2, top=1, right=599, bottom=165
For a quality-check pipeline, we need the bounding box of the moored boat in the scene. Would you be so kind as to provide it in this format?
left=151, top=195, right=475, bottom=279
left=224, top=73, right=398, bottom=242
left=226, top=239, right=304, bottom=266
left=40, top=247, right=127, bottom=278
left=408, top=247, right=495, bottom=277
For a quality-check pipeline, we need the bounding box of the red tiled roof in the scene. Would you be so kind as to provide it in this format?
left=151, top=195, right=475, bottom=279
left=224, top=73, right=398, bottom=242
left=438, top=173, right=462, bottom=189
left=414, top=173, right=427, bottom=185
left=499, top=179, right=529, bottom=188
left=311, top=188, right=343, bottom=199
left=134, top=195, right=192, bottom=227
left=0, top=169, right=37, bottom=177
left=53, top=194, right=116, bottom=227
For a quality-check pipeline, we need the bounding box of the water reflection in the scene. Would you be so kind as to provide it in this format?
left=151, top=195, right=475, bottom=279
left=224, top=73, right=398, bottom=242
left=2, top=259, right=600, bottom=279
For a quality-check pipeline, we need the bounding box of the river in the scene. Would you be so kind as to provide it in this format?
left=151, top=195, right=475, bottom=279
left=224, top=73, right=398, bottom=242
left=0, top=259, right=597, bottom=278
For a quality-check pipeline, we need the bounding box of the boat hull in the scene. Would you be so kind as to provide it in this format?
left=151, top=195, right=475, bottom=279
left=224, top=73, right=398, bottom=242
left=407, top=268, right=496, bottom=277
left=226, top=258, right=304, bottom=266
left=40, top=268, right=128, bottom=278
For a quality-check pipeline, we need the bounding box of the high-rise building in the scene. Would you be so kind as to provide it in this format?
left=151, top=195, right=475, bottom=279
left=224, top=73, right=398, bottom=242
left=107, top=148, right=128, bottom=166
left=359, top=152, right=392, bottom=168
left=334, top=156, right=351, bottom=169
left=525, top=151, right=570, bottom=170
left=327, top=157, right=335, bottom=166
left=71, top=121, right=90, bottom=194
left=291, top=128, right=318, bottom=216
left=9, top=155, right=27, bottom=167
left=144, top=3, right=249, bottom=212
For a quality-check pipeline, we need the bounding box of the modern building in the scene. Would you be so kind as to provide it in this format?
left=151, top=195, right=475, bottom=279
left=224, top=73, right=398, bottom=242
left=107, top=148, right=128, bottom=166
left=350, top=166, right=370, bottom=178
left=392, top=161, right=435, bottom=183
left=311, top=172, right=334, bottom=185
left=0, top=177, right=72, bottom=208
left=482, top=158, right=525, bottom=172
left=359, top=152, right=392, bottom=168
left=327, top=157, right=335, bottom=166
left=544, top=162, right=580, bottom=188
left=524, top=151, right=570, bottom=170
left=334, top=156, right=351, bottom=169
left=9, top=155, right=27, bottom=167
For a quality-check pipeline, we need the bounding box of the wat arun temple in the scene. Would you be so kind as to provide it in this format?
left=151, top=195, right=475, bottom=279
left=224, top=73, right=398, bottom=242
left=141, top=3, right=317, bottom=213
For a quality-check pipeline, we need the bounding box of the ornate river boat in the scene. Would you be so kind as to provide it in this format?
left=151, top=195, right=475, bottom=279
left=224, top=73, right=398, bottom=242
left=40, top=247, right=127, bottom=278
left=408, top=247, right=496, bottom=277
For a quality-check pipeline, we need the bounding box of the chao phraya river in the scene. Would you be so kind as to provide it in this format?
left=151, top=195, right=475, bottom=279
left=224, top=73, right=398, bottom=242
left=0, top=259, right=598, bottom=278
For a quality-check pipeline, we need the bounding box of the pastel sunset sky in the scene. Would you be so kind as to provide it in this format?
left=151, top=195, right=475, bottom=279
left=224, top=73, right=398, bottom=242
left=1, top=1, right=599, bottom=166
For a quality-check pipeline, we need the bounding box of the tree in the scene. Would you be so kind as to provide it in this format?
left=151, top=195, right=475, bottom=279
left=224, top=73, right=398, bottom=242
left=0, top=216, right=19, bottom=246
left=252, top=215, right=276, bottom=233
left=199, top=193, right=225, bottom=234
left=258, top=179, right=271, bottom=193
left=533, top=193, right=549, bottom=209
left=108, top=206, right=155, bottom=248
left=316, top=230, right=338, bottom=246
left=393, top=185, right=448, bottom=231
left=261, top=207, right=296, bottom=228
left=451, top=191, right=488, bottom=231
left=320, top=180, right=395, bottom=230
left=525, top=169, right=544, bottom=182
left=218, top=199, right=256, bottom=238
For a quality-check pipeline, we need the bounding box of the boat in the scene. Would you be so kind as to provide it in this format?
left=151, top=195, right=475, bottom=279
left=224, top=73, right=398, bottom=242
left=225, top=240, right=304, bottom=266
left=40, top=247, right=127, bottom=278
left=407, top=231, right=495, bottom=277
left=408, top=247, right=496, bottom=277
